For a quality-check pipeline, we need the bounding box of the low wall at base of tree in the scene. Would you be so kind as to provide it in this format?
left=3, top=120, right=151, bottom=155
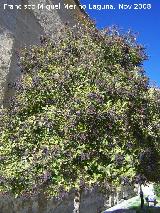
left=0, top=189, right=105, bottom=213
left=0, top=185, right=137, bottom=213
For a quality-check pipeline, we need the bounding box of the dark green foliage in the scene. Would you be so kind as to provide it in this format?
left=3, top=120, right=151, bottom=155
left=154, top=183, right=160, bottom=197
left=0, top=21, right=159, bottom=197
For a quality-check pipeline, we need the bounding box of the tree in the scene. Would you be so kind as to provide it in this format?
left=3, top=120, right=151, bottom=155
left=136, top=88, right=160, bottom=182
left=0, top=20, right=159, bottom=211
left=154, top=183, right=160, bottom=197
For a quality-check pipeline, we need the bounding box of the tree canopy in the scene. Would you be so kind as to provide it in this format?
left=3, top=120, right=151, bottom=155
left=0, top=21, right=159, bottom=198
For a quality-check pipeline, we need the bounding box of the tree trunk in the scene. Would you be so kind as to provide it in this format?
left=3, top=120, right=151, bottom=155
left=116, top=190, right=119, bottom=204
left=108, top=195, right=112, bottom=207
left=140, top=184, right=144, bottom=209
left=73, top=190, right=81, bottom=213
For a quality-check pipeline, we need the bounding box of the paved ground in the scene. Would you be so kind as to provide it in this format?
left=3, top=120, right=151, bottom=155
left=104, top=196, right=139, bottom=212
left=104, top=210, right=136, bottom=213
left=104, top=195, right=160, bottom=213
left=104, top=208, right=160, bottom=213
left=104, top=183, right=160, bottom=213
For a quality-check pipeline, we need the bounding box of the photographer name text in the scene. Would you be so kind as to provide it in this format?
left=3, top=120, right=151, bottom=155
left=1, top=3, right=152, bottom=11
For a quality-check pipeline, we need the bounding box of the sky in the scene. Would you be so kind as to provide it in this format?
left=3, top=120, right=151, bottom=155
left=80, top=0, right=160, bottom=87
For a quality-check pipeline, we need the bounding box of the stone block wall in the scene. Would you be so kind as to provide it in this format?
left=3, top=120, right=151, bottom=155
left=0, top=185, right=137, bottom=213
left=0, top=189, right=105, bottom=213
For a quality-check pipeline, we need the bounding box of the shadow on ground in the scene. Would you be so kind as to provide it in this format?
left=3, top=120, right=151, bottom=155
left=129, top=206, right=160, bottom=213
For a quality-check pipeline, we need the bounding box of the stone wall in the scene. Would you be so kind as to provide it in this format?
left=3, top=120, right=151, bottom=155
left=0, top=27, right=14, bottom=105
left=0, top=185, right=137, bottom=213
left=0, top=0, right=84, bottom=106
left=0, top=189, right=105, bottom=213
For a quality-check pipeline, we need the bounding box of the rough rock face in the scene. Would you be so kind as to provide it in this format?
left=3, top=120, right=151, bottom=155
left=0, top=0, right=84, bottom=105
